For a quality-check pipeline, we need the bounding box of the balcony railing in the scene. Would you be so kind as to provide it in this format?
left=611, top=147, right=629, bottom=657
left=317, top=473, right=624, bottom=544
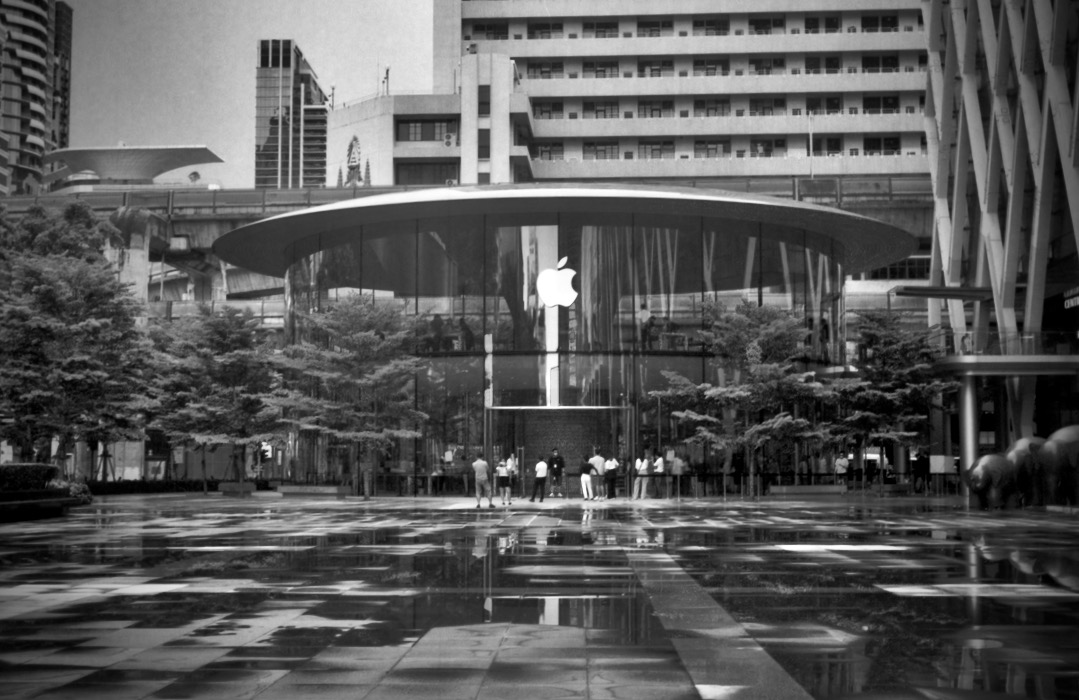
left=931, top=330, right=1079, bottom=357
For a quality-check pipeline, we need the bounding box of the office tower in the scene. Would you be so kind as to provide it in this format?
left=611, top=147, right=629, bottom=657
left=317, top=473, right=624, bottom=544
left=0, top=0, right=72, bottom=195
left=255, top=39, right=328, bottom=189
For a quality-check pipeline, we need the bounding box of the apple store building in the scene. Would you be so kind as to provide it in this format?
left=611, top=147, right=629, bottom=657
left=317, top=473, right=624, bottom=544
left=215, top=184, right=915, bottom=476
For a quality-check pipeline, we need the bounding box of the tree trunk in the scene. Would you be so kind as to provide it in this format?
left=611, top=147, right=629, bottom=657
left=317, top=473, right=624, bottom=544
left=201, top=445, right=208, bottom=494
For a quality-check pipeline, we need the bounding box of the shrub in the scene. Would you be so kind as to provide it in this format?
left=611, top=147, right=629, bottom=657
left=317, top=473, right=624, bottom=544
left=0, top=463, right=60, bottom=491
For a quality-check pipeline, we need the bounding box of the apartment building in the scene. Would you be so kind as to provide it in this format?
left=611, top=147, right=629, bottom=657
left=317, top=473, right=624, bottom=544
left=329, top=0, right=929, bottom=188
left=0, top=0, right=72, bottom=195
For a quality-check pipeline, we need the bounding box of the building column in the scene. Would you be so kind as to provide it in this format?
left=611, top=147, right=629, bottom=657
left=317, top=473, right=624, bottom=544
left=958, top=374, right=978, bottom=502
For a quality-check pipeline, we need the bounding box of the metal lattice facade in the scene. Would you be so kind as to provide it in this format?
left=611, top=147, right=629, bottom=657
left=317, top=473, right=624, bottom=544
left=922, top=0, right=1079, bottom=438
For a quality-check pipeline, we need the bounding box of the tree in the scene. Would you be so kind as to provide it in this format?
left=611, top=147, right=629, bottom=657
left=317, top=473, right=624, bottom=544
left=0, top=203, right=152, bottom=468
left=149, top=306, right=283, bottom=485
left=834, top=310, right=956, bottom=477
left=656, top=300, right=833, bottom=496
left=270, top=293, right=426, bottom=488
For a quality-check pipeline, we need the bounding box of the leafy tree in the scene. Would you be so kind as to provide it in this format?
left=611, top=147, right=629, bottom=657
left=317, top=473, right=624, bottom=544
left=149, top=306, right=283, bottom=485
left=834, top=310, right=956, bottom=475
left=0, top=203, right=152, bottom=467
left=657, top=300, right=833, bottom=495
left=270, top=294, right=426, bottom=487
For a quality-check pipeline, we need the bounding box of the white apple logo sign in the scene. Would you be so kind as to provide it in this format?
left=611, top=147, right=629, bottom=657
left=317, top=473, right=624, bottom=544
left=536, top=256, right=578, bottom=307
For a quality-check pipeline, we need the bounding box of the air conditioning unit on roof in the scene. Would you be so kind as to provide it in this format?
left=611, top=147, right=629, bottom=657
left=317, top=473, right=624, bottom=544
left=445, top=179, right=458, bottom=186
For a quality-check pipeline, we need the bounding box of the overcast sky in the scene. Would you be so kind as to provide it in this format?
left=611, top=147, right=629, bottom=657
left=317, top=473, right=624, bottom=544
left=65, top=0, right=433, bottom=188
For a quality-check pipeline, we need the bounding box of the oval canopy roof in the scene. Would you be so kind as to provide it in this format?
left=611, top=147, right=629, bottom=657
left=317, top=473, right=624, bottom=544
left=213, top=183, right=917, bottom=278
left=44, top=146, right=223, bottom=182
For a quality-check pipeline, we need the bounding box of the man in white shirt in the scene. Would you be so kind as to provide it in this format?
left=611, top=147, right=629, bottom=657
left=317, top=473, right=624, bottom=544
left=632, top=455, right=650, bottom=500
left=529, top=456, right=548, bottom=503
left=652, top=453, right=666, bottom=498
left=603, top=457, right=618, bottom=499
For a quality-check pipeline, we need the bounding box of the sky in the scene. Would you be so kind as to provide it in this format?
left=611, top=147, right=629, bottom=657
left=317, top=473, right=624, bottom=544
left=65, top=0, right=434, bottom=188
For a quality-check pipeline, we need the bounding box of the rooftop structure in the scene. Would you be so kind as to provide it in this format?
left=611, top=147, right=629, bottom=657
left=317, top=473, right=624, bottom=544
left=43, top=145, right=224, bottom=190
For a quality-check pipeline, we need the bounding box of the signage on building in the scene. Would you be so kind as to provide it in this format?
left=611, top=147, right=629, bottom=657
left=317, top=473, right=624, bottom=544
left=1065, top=286, right=1079, bottom=310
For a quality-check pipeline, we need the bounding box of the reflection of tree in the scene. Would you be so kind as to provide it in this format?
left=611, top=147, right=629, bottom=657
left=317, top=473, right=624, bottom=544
left=494, top=226, right=541, bottom=351
left=418, top=358, right=482, bottom=467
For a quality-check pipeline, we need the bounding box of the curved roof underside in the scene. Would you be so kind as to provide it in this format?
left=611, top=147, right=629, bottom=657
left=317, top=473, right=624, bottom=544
left=213, top=183, right=917, bottom=278
left=44, top=146, right=223, bottom=181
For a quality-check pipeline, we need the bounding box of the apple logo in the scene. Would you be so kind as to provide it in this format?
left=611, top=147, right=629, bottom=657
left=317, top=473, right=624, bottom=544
left=536, top=256, right=578, bottom=307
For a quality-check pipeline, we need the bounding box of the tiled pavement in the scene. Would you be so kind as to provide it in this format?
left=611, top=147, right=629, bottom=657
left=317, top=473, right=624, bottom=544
left=0, top=494, right=1077, bottom=699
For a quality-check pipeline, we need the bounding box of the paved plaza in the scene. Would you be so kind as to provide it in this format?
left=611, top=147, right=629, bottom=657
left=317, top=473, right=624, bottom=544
left=0, top=493, right=1077, bottom=700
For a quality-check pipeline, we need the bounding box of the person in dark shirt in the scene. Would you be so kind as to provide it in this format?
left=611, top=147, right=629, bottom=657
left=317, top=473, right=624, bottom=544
left=548, top=448, right=566, bottom=497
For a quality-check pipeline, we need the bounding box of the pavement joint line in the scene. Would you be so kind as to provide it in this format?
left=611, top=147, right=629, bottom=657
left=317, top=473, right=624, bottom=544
left=623, top=517, right=814, bottom=700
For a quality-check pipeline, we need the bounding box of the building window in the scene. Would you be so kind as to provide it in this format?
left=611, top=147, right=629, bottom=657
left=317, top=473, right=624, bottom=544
left=583, top=21, right=619, bottom=38
left=692, top=18, right=729, bottom=36
left=527, top=61, right=564, bottom=79
left=478, top=129, right=490, bottom=159
left=750, top=138, right=785, bottom=157
left=638, top=140, right=675, bottom=160
left=863, top=135, right=901, bottom=155
left=637, top=19, right=673, bottom=37
left=812, top=137, right=843, bottom=156
left=863, top=95, right=900, bottom=114
left=868, top=256, right=930, bottom=280
left=693, top=99, right=730, bottom=117
left=535, top=142, right=564, bottom=160
left=584, top=101, right=619, bottom=119
left=395, top=162, right=459, bottom=185
left=583, top=60, right=619, bottom=78
left=637, top=60, right=673, bottom=78
left=749, top=98, right=785, bottom=116
left=693, top=58, right=729, bottom=76
left=861, top=15, right=899, bottom=33
left=396, top=120, right=458, bottom=142
left=637, top=100, right=674, bottom=118
left=694, top=140, right=730, bottom=158
left=805, top=16, right=840, bottom=34
left=478, top=172, right=491, bottom=184
left=533, top=101, right=564, bottom=119
left=862, top=55, right=900, bottom=73
left=583, top=141, right=619, bottom=160
left=749, top=17, right=785, bottom=34
left=527, top=22, right=563, bottom=39
left=807, top=96, right=843, bottom=115
left=804, top=56, right=841, bottom=74
left=472, top=23, right=508, bottom=40
left=749, top=57, right=785, bottom=75
left=478, top=85, right=490, bottom=116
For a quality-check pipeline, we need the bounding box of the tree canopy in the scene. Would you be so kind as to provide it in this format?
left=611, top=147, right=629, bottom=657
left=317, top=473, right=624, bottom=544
left=0, top=203, right=151, bottom=463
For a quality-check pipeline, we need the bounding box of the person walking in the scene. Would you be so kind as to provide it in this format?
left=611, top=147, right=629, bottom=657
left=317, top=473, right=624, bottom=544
left=529, top=455, right=548, bottom=503
left=671, top=453, right=685, bottom=499
left=472, top=454, right=495, bottom=509
left=834, top=453, right=850, bottom=490
left=495, top=459, right=512, bottom=505
left=604, top=456, right=619, bottom=499
left=506, top=452, right=518, bottom=497
left=632, top=454, right=650, bottom=500
left=579, top=453, right=596, bottom=501
left=548, top=448, right=566, bottom=498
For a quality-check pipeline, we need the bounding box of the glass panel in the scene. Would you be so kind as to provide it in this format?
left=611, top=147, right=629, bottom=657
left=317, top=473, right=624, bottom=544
left=558, top=353, right=632, bottom=407
left=483, top=214, right=557, bottom=352
left=490, top=354, right=545, bottom=407
left=634, top=215, right=703, bottom=352
left=416, top=215, right=486, bottom=353
left=417, top=357, right=483, bottom=478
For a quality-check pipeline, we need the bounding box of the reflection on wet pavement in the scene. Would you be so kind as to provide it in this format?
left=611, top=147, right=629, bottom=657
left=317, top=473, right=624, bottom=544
left=0, top=495, right=1076, bottom=699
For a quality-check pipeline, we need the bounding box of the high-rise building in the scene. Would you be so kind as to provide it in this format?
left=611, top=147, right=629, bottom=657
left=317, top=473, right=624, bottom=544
left=330, top=1, right=929, bottom=189
left=255, top=39, right=328, bottom=189
left=0, top=0, right=72, bottom=195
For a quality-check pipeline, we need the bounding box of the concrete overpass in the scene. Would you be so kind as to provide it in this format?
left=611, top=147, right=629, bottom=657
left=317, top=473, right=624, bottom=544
left=3, top=177, right=936, bottom=312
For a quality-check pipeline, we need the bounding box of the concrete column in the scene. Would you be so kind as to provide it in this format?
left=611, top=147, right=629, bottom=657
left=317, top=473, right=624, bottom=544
left=959, top=374, right=978, bottom=501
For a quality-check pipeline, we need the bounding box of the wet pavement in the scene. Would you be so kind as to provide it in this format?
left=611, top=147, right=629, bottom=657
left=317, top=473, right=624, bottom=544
left=0, top=493, right=1077, bottom=700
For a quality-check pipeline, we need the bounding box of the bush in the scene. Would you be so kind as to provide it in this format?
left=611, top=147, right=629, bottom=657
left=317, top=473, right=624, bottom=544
left=0, top=463, right=60, bottom=491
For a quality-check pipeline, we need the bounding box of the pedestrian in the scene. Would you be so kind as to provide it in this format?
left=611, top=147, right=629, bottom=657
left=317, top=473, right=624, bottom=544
left=671, top=453, right=685, bottom=499
left=548, top=447, right=566, bottom=498
left=529, top=455, right=548, bottom=503
left=579, top=453, right=595, bottom=501
left=632, top=453, right=650, bottom=499
left=506, top=451, right=518, bottom=497
left=652, top=451, right=666, bottom=498
left=472, top=453, right=495, bottom=509
left=495, top=459, right=512, bottom=505
left=834, top=453, right=849, bottom=489
left=604, top=455, right=619, bottom=499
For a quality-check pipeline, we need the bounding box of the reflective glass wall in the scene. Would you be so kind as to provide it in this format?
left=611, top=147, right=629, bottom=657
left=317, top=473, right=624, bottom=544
left=286, top=211, right=843, bottom=472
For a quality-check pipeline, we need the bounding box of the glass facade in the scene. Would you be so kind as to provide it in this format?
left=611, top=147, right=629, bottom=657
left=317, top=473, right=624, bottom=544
left=285, top=210, right=843, bottom=472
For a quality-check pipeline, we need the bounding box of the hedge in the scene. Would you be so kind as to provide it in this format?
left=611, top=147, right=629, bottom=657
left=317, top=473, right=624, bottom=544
left=0, top=463, right=59, bottom=491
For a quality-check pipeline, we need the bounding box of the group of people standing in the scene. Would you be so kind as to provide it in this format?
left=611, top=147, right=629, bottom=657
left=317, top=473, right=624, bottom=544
left=470, top=446, right=693, bottom=507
